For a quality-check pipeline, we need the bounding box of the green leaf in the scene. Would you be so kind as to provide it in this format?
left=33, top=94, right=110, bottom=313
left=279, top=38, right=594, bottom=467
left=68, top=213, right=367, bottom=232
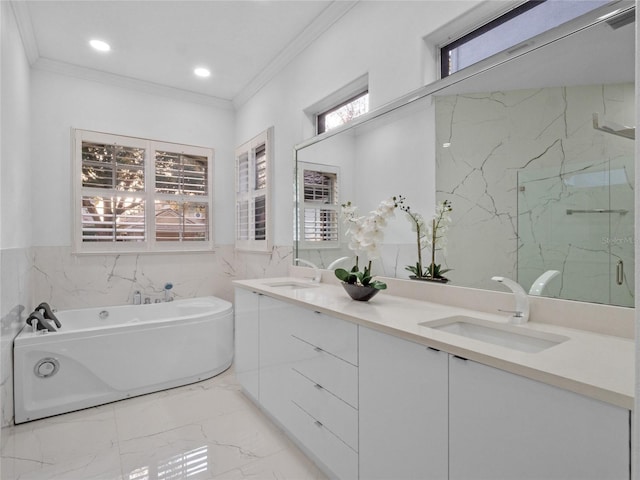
left=369, top=280, right=387, bottom=290
left=335, top=268, right=357, bottom=284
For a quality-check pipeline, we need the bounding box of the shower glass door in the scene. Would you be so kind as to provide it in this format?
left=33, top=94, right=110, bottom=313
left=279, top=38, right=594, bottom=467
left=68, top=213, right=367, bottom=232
left=517, top=158, right=634, bottom=307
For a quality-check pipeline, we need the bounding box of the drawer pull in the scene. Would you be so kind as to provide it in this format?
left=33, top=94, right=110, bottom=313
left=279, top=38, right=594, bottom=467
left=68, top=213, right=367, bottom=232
left=427, top=346, right=440, bottom=352
left=314, top=311, right=322, bottom=315
left=314, top=383, right=323, bottom=390
left=314, top=346, right=323, bottom=353
left=314, top=420, right=323, bottom=428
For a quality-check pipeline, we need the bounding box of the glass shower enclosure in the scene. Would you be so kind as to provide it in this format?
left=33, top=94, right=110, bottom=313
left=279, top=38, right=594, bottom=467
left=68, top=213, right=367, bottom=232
left=517, top=157, right=634, bottom=307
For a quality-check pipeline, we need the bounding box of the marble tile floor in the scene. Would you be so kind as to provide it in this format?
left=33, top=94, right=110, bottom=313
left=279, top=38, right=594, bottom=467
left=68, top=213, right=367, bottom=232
left=0, top=368, right=328, bottom=480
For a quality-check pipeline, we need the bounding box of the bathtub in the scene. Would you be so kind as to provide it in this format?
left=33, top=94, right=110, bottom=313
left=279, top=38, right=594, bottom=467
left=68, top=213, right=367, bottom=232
left=13, top=296, right=233, bottom=424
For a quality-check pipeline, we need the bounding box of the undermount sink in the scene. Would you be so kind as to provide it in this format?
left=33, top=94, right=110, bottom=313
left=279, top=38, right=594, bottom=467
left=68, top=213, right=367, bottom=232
left=264, top=281, right=318, bottom=290
left=419, top=315, right=569, bottom=353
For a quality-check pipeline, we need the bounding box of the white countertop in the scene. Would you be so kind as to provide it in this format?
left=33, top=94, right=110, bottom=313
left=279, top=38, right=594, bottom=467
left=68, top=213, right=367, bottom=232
left=234, top=277, right=635, bottom=410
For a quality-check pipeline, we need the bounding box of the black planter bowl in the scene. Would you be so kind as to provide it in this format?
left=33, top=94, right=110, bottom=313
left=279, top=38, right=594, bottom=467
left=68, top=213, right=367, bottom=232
left=342, top=283, right=381, bottom=302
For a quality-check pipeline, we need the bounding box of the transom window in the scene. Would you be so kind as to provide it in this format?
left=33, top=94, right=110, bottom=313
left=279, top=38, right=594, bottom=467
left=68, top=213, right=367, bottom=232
left=441, top=0, right=611, bottom=78
left=74, top=130, right=214, bottom=253
left=317, top=90, right=369, bottom=135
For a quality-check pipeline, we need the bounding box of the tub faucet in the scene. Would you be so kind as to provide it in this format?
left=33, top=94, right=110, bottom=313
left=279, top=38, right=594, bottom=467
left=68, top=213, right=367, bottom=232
left=26, top=311, right=58, bottom=332
left=35, top=302, right=61, bottom=329
left=164, top=282, right=174, bottom=302
left=491, top=276, right=530, bottom=324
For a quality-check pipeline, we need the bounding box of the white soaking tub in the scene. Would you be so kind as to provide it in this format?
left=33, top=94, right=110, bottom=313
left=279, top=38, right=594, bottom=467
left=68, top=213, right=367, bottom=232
left=14, top=296, right=233, bottom=423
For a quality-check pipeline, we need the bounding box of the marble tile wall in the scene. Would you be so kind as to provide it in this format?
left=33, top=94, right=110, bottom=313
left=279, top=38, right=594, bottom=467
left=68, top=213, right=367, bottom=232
left=1, top=248, right=32, bottom=427
left=436, top=83, right=635, bottom=306
left=31, top=246, right=292, bottom=310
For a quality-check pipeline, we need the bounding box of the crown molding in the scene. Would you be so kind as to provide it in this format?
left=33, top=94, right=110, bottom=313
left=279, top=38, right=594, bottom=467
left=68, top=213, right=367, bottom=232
left=10, top=0, right=357, bottom=111
left=33, top=57, right=234, bottom=110
left=10, top=0, right=40, bottom=64
left=232, top=0, right=359, bottom=109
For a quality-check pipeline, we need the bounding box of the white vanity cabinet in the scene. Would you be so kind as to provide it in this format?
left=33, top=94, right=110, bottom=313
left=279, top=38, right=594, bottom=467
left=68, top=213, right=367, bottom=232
left=358, top=326, right=448, bottom=480
left=235, top=285, right=631, bottom=480
left=257, top=294, right=301, bottom=430
left=448, top=355, right=630, bottom=480
left=280, top=306, right=359, bottom=480
left=233, top=288, right=260, bottom=400
left=236, top=288, right=359, bottom=480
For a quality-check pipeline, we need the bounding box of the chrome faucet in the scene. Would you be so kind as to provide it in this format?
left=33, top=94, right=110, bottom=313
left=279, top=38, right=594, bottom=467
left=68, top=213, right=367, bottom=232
left=491, top=276, right=530, bottom=324
left=294, top=258, right=321, bottom=283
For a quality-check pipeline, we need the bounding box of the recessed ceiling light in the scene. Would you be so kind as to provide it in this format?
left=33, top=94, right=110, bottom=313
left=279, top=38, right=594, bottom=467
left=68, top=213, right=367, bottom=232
left=90, top=39, right=111, bottom=52
left=194, top=67, right=211, bottom=78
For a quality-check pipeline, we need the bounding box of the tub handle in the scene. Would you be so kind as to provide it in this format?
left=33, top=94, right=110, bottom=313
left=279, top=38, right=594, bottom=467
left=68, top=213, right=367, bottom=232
left=26, top=311, right=57, bottom=332
left=36, top=302, right=61, bottom=329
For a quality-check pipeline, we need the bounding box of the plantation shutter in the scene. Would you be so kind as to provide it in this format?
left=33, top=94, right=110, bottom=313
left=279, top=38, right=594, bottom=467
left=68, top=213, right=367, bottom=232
left=154, top=149, right=210, bottom=242
left=235, top=128, right=272, bottom=251
left=73, top=129, right=214, bottom=254
left=298, top=163, right=339, bottom=248
left=79, top=138, right=147, bottom=244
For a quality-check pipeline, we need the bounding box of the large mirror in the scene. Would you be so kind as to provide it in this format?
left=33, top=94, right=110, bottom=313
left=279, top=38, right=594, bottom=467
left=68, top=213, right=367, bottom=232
left=294, top=2, right=635, bottom=307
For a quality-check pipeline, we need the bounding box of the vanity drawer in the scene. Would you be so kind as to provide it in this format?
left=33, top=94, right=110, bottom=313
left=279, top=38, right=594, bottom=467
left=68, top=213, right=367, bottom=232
left=290, top=335, right=359, bottom=408
left=291, top=308, right=358, bottom=365
left=289, top=399, right=358, bottom=480
left=290, top=368, right=358, bottom=451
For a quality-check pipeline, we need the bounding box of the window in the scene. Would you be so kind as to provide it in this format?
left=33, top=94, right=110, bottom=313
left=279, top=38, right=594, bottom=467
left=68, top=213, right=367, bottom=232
left=235, top=128, right=272, bottom=252
left=297, top=163, right=339, bottom=248
left=73, top=129, right=214, bottom=253
left=440, top=0, right=611, bottom=78
left=317, top=90, right=369, bottom=134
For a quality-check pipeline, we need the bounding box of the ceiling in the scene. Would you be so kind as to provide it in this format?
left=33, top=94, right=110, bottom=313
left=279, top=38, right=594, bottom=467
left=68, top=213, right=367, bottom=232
left=12, top=1, right=357, bottom=106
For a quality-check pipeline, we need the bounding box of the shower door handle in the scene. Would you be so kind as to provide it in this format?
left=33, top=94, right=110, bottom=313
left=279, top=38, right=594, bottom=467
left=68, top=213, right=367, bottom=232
left=616, top=260, right=624, bottom=285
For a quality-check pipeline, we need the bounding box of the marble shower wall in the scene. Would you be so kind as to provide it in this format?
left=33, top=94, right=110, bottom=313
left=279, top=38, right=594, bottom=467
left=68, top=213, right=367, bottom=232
left=436, top=83, right=635, bottom=305
left=31, top=246, right=292, bottom=310
left=1, top=248, right=32, bottom=426
left=518, top=157, right=634, bottom=307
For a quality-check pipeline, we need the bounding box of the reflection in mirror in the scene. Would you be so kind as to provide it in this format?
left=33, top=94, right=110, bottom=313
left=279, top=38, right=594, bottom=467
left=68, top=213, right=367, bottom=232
left=436, top=83, right=634, bottom=307
left=295, top=95, right=435, bottom=277
left=435, top=6, right=635, bottom=307
left=295, top=3, right=635, bottom=307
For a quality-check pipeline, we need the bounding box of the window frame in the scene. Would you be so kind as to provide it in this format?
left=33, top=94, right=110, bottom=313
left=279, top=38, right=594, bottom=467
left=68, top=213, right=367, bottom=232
left=234, top=127, right=273, bottom=252
left=72, top=129, right=215, bottom=254
left=440, top=1, right=544, bottom=79
left=438, top=0, right=612, bottom=79
left=296, top=162, right=340, bottom=250
left=316, top=89, right=370, bottom=135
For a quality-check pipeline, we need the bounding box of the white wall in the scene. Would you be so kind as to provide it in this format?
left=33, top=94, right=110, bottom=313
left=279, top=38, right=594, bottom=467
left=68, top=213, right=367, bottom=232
left=1, top=0, right=33, bottom=427
left=26, top=69, right=293, bottom=311
left=235, top=1, right=480, bottom=247
left=30, top=69, right=236, bottom=246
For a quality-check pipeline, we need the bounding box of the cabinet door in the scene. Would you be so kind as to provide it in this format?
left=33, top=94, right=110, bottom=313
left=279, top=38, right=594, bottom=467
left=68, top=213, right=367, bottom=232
left=359, top=326, right=448, bottom=480
left=234, top=288, right=260, bottom=400
left=449, top=356, right=630, bottom=480
left=258, top=295, right=299, bottom=430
